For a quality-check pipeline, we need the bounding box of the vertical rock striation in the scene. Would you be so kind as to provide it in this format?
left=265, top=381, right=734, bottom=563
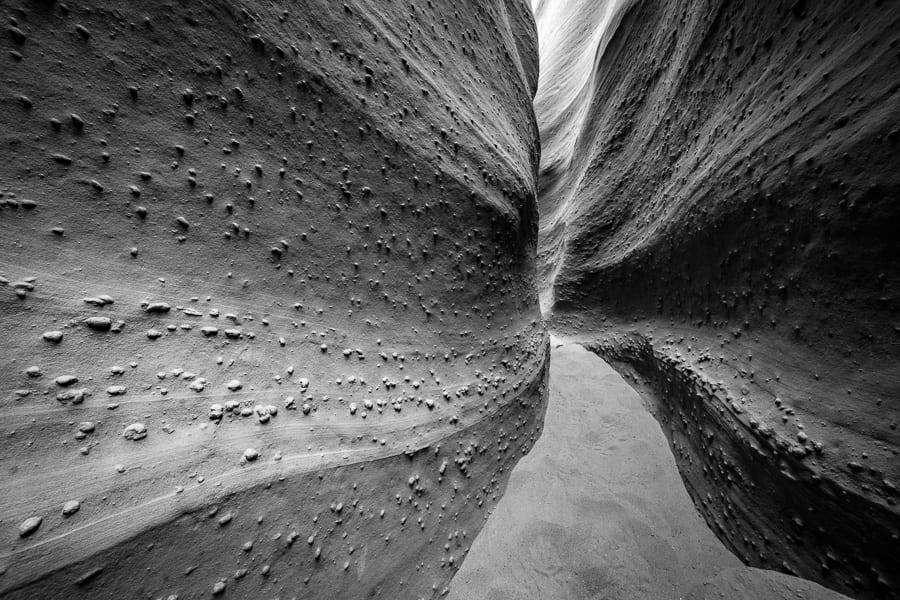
left=534, top=0, right=900, bottom=598
left=0, top=1, right=548, bottom=598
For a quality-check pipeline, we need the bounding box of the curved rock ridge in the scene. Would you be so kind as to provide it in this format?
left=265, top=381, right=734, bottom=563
left=0, top=0, right=548, bottom=598
left=534, top=0, right=900, bottom=599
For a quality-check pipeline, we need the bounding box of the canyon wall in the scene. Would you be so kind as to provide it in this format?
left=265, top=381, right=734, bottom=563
left=0, top=1, right=547, bottom=598
left=534, top=0, right=900, bottom=598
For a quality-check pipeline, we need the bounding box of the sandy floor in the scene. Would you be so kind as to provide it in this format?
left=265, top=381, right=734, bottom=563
left=448, top=341, right=850, bottom=600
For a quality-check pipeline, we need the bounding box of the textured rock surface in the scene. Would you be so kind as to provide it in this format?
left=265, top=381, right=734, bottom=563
left=535, top=0, right=900, bottom=599
left=0, top=1, right=548, bottom=598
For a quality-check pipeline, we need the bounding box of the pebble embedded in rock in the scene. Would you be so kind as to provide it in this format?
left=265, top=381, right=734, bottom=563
left=123, top=423, right=147, bottom=441
left=144, top=302, right=171, bottom=313
left=18, top=516, right=42, bottom=537
left=62, top=500, right=81, bottom=517
left=85, top=317, right=112, bottom=331
left=8, top=26, right=26, bottom=45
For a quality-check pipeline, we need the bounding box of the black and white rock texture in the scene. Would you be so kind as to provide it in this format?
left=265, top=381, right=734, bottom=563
left=3, top=0, right=899, bottom=598
left=535, top=0, right=900, bottom=598
left=0, top=1, right=548, bottom=598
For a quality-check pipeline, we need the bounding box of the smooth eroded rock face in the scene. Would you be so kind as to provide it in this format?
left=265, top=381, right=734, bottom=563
left=0, top=1, right=547, bottom=598
left=533, top=0, right=900, bottom=599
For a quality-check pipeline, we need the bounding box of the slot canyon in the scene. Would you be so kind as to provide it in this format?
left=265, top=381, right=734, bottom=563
left=0, top=0, right=896, bottom=599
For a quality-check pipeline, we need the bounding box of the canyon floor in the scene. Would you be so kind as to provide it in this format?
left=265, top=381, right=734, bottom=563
left=448, top=340, right=851, bottom=600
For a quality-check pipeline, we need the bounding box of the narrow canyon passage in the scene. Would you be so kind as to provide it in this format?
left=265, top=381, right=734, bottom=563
left=1, top=0, right=897, bottom=597
left=448, top=341, right=851, bottom=600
